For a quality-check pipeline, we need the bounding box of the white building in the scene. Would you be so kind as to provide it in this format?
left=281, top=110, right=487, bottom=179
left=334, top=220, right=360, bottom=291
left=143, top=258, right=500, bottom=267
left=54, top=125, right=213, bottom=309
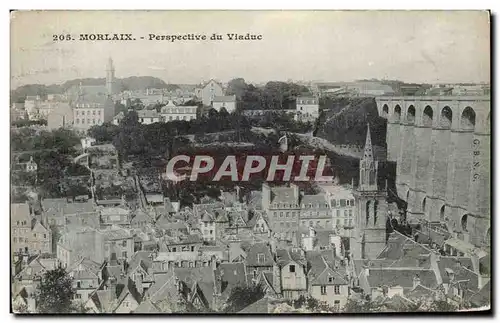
left=317, top=184, right=356, bottom=235
left=295, top=96, right=319, bottom=122
left=212, top=95, right=237, bottom=113
left=160, top=101, right=197, bottom=122
left=137, top=110, right=161, bottom=124
left=198, top=79, right=224, bottom=106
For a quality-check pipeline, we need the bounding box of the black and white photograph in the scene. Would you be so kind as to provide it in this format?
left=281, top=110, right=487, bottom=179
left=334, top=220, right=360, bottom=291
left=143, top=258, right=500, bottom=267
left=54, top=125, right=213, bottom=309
left=9, top=10, right=491, bottom=314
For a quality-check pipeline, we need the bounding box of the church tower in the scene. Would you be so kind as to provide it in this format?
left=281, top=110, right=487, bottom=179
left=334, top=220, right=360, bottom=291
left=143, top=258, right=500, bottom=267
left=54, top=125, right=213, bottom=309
left=106, top=57, right=116, bottom=96
left=351, top=123, right=388, bottom=260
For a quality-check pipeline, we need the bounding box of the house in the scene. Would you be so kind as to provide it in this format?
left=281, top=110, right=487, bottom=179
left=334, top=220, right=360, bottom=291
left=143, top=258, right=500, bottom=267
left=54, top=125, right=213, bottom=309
left=245, top=243, right=275, bottom=283
left=299, top=194, right=332, bottom=230
left=30, top=219, right=52, bottom=255
left=114, top=278, right=143, bottom=313
left=127, top=251, right=155, bottom=296
left=307, top=251, right=349, bottom=310
left=212, top=95, right=237, bottom=113
left=69, top=257, right=105, bottom=303
left=11, top=203, right=33, bottom=255
left=249, top=211, right=271, bottom=235
left=358, top=267, right=439, bottom=301
left=199, top=208, right=228, bottom=242
left=130, top=208, right=154, bottom=230
left=137, top=109, right=161, bottom=124
left=199, top=79, right=224, bottom=106
left=103, top=227, right=135, bottom=262
left=160, top=234, right=203, bottom=253
left=57, top=227, right=106, bottom=268
left=261, top=183, right=301, bottom=244
left=100, top=206, right=131, bottom=227
left=295, top=96, right=319, bottom=122
left=275, top=248, right=308, bottom=300
left=160, top=101, right=197, bottom=122
left=317, top=183, right=356, bottom=234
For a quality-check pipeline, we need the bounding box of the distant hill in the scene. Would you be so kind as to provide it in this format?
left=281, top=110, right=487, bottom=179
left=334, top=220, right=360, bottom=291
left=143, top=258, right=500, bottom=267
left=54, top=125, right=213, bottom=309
left=11, top=76, right=178, bottom=103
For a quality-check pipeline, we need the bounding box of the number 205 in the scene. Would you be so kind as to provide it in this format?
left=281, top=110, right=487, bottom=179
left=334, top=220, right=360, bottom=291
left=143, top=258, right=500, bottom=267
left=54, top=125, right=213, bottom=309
left=53, top=34, right=72, bottom=41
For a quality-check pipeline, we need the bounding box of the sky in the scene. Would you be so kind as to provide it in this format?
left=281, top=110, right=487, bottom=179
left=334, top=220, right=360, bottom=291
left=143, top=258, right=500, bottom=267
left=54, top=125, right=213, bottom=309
left=10, top=10, right=490, bottom=88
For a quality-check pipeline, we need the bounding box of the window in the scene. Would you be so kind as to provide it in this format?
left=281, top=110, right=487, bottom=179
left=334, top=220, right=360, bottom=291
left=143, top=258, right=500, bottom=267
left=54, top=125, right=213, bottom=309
left=172, top=247, right=177, bottom=252
left=286, top=212, right=290, bottom=218
left=93, top=110, right=96, bottom=115
left=344, top=210, right=348, bottom=217
left=328, top=276, right=333, bottom=283
left=289, top=265, right=295, bottom=273
left=349, top=210, right=353, bottom=217
left=87, top=110, right=90, bottom=115
left=280, top=212, right=283, bottom=218
left=336, top=210, right=340, bottom=217
left=334, top=285, right=340, bottom=294
left=75, top=294, right=81, bottom=299
left=76, top=118, right=80, bottom=124
left=77, top=281, right=81, bottom=288
left=191, top=246, right=195, bottom=252
left=122, top=240, right=127, bottom=247
left=98, top=110, right=101, bottom=115
left=34, top=233, right=37, bottom=238
left=210, top=230, right=213, bottom=234
left=321, top=286, right=327, bottom=295
left=340, top=199, right=346, bottom=207
left=82, top=119, right=85, bottom=124
left=350, top=199, right=355, bottom=206
left=13, top=237, right=17, bottom=243
left=122, top=251, right=127, bottom=259
left=257, top=253, right=265, bottom=264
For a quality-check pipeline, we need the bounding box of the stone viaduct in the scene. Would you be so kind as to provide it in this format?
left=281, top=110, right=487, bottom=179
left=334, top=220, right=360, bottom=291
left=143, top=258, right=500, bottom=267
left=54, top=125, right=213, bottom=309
left=375, top=96, right=490, bottom=248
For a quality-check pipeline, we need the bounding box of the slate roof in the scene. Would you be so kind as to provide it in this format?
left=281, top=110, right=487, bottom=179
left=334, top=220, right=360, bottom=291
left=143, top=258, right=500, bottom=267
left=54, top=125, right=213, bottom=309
left=366, top=268, right=438, bottom=290
left=301, top=194, right=329, bottom=209
left=276, top=248, right=306, bottom=267
left=467, top=280, right=491, bottom=308
left=438, top=258, right=478, bottom=290
left=133, top=299, right=162, bottom=313
left=269, top=187, right=298, bottom=205
left=219, top=262, right=247, bottom=287
left=238, top=296, right=272, bottom=313
left=245, top=243, right=274, bottom=267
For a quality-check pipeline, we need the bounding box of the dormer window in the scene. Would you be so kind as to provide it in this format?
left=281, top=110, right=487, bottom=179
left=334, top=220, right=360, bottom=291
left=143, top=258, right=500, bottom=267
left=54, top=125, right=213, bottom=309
left=257, top=253, right=265, bottom=264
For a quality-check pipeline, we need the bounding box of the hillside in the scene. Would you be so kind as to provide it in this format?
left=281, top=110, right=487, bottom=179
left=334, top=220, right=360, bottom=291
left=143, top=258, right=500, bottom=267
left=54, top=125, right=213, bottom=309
left=316, top=97, right=387, bottom=148
left=11, top=76, right=178, bottom=103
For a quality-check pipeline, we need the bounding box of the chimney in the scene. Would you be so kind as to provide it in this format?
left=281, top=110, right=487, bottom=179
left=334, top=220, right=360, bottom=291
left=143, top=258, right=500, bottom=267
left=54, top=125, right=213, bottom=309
left=413, top=275, right=421, bottom=289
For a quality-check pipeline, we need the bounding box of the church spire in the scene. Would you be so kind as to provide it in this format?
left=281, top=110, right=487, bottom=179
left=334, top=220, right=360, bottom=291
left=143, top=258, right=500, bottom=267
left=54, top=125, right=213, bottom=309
left=363, top=122, right=374, bottom=161
left=359, top=123, right=378, bottom=192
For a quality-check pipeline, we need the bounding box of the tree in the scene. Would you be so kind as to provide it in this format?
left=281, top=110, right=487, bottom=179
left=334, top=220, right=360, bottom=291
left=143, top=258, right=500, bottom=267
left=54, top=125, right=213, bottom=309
left=35, top=267, right=75, bottom=313
left=224, top=284, right=265, bottom=313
